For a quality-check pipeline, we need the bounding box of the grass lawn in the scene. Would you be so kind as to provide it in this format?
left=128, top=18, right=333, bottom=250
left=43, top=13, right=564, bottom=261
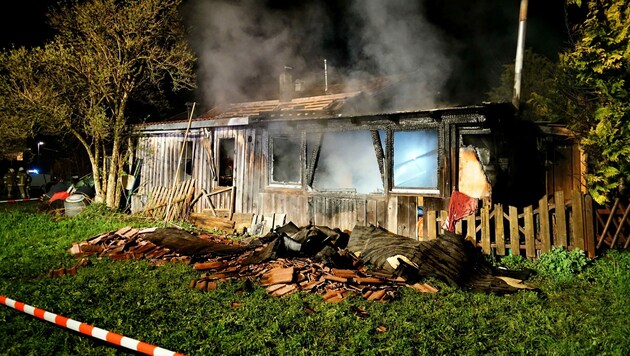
left=1, top=202, right=629, bottom=355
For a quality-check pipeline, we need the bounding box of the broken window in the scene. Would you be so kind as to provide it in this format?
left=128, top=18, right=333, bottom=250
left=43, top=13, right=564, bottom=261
left=270, top=135, right=301, bottom=185
left=218, top=138, right=234, bottom=186
left=393, top=129, right=438, bottom=190
left=312, top=130, right=384, bottom=194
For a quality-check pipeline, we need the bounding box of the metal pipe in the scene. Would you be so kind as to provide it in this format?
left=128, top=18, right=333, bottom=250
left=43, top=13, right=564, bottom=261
left=324, top=59, right=328, bottom=93
left=512, top=0, right=528, bottom=109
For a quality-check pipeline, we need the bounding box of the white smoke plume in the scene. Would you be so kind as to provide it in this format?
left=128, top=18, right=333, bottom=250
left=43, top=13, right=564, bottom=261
left=346, top=0, right=451, bottom=109
left=183, top=0, right=452, bottom=110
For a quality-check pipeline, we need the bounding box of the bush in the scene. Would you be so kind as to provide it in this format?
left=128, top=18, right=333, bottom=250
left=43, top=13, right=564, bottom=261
left=498, top=254, right=534, bottom=271
left=534, top=246, right=590, bottom=280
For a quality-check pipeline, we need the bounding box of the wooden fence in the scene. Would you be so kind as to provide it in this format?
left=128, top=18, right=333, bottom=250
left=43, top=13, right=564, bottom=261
left=595, top=197, right=630, bottom=250
left=423, top=190, right=600, bottom=259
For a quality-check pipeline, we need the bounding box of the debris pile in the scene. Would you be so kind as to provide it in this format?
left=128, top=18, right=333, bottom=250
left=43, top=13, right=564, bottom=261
left=190, top=255, right=438, bottom=302
left=68, top=226, right=194, bottom=265
left=65, top=225, right=439, bottom=302
left=66, top=222, right=534, bottom=302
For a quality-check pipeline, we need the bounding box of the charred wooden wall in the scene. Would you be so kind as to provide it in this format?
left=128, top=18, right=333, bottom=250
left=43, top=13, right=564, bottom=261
left=259, top=191, right=419, bottom=239
left=132, top=103, right=529, bottom=240
left=212, top=127, right=267, bottom=214
left=132, top=127, right=268, bottom=216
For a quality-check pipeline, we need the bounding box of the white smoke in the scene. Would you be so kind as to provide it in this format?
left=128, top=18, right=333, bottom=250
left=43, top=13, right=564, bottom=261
left=184, top=0, right=452, bottom=110
left=312, top=130, right=384, bottom=194
left=346, top=0, right=452, bottom=110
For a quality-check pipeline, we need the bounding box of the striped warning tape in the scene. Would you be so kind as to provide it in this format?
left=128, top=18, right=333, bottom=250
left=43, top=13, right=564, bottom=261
left=0, top=295, right=185, bottom=356
left=0, top=197, right=42, bottom=204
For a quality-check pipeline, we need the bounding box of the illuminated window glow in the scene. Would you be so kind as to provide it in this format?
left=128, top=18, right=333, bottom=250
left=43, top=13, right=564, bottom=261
left=393, top=130, right=438, bottom=189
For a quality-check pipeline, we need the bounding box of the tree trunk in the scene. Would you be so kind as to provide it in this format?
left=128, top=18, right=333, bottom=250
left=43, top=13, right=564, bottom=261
left=105, top=135, right=120, bottom=208
left=71, top=128, right=105, bottom=203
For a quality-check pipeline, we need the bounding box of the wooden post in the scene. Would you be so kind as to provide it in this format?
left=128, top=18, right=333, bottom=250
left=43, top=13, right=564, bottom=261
left=495, top=204, right=506, bottom=256
left=509, top=205, right=520, bottom=255
left=583, top=194, right=596, bottom=258
left=229, top=186, right=236, bottom=220
left=539, top=195, right=551, bottom=253
left=455, top=220, right=463, bottom=235
left=481, top=206, right=491, bottom=255
left=165, top=102, right=196, bottom=222
left=554, top=191, right=567, bottom=247
left=466, top=214, right=476, bottom=246
left=572, top=190, right=585, bottom=251
left=524, top=205, right=535, bottom=258
left=427, top=210, right=437, bottom=240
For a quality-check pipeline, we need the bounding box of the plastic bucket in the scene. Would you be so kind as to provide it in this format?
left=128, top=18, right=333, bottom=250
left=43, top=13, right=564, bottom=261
left=64, top=194, right=87, bottom=217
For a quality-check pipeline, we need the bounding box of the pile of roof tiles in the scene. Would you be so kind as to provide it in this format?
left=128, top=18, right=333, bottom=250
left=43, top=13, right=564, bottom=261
left=191, top=255, right=438, bottom=302
left=63, top=226, right=438, bottom=303
left=67, top=226, right=192, bottom=264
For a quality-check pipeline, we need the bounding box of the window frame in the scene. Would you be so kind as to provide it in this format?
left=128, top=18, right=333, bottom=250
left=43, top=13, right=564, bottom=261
left=389, top=126, right=442, bottom=195
left=309, top=128, right=386, bottom=195
left=266, top=123, right=443, bottom=196
left=268, top=133, right=304, bottom=189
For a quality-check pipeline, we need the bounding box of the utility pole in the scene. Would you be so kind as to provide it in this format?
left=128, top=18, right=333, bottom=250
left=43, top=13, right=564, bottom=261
left=513, top=0, right=528, bottom=110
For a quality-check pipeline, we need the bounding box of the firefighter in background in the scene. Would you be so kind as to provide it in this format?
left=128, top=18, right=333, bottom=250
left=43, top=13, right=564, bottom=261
left=16, top=167, right=31, bottom=199
left=3, top=168, right=16, bottom=198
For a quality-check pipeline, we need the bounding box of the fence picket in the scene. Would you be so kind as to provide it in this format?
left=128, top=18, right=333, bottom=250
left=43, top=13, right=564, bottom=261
left=524, top=205, right=535, bottom=258
left=466, top=214, right=476, bottom=245
left=539, top=195, right=551, bottom=254
left=495, top=204, right=505, bottom=255
left=421, top=190, right=610, bottom=260
left=584, top=194, right=596, bottom=257
left=427, top=210, right=437, bottom=240
left=554, top=191, right=567, bottom=247
left=509, top=206, right=520, bottom=255
left=481, top=206, right=491, bottom=255
left=572, top=190, right=585, bottom=251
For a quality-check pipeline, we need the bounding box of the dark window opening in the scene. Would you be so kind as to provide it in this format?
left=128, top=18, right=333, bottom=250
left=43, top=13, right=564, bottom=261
left=179, top=141, right=194, bottom=181
left=219, top=138, right=235, bottom=186
left=271, top=136, right=301, bottom=184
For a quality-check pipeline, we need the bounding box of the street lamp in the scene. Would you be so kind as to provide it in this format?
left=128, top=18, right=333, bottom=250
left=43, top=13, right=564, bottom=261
left=37, top=142, right=44, bottom=165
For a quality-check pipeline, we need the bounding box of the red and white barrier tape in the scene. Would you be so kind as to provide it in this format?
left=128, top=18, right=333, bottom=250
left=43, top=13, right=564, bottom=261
left=0, top=295, right=185, bottom=356
left=0, top=197, right=42, bottom=204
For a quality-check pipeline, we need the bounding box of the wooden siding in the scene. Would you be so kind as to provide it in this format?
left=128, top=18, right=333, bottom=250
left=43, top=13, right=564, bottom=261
left=132, top=128, right=268, bottom=216
left=258, top=192, right=419, bottom=239
left=133, top=128, right=440, bottom=240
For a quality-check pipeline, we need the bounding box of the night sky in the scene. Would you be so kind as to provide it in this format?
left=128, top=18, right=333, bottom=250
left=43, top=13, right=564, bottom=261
left=0, top=0, right=568, bottom=110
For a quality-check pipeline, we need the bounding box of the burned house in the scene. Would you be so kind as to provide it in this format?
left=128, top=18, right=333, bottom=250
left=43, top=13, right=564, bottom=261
left=131, top=81, right=549, bottom=239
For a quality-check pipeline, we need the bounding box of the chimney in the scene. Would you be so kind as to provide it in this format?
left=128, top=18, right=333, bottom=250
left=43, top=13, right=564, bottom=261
left=279, top=66, right=294, bottom=102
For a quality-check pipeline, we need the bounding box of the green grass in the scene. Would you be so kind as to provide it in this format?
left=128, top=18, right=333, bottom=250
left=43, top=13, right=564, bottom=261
left=1, top=203, right=629, bottom=355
